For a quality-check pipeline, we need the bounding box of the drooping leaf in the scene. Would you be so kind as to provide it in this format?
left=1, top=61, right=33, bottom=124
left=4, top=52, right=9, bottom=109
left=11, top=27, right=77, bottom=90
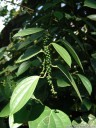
left=16, top=61, right=31, bottom=76
left=10, top=76, right=40, bottom=114
left=13, top=28, right=44, bottom=37
left=77, top=74, right=92, bottom=95
left=9, top=115, right=22, bottom=128
left=87, top=14, right=96, bottom=21
left=52, top=43, right=72, bottom=67
left=56, top=65, right=82, bottom=101
left=0, top=104, right=10, bottom=117
left=57, top=65, right=71, bottom=81
left=62, top=40, right=83, bottom=70
left=70, top=75, right=82, bottom=101
left=84, top=0, right=96, bottom=9
left=16, top=46, right=43, bottom=63
left=28, top=106, right=71, bottom=128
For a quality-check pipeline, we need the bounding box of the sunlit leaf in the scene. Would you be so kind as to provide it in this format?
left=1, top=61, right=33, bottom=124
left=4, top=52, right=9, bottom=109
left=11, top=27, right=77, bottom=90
left=87, top=14, right=96, bottom=21
left=28, top=106, right=71, bottom=128
left=16, top=61, right=31, bottom=76
left=0, top=104, right=10, bottom=117
left=9, top=115, right=22, bottom=128
left=77, top=74, right=92, bottom=95
left=62, top=40, right=83, bottom=70
left=52, top=43, right=72, bottom=67
left=16, top=46, right=43, bottom=63
left=13, top=28, right=44, bottom=37
left=10, top=76, right=40, bottom=114
left=84, top=0, right=96, bottom=9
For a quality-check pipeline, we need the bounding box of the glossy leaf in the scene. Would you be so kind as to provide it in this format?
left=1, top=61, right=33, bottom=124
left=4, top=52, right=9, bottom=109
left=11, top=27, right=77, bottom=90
left=77, top=74, right=92, bottom=95
left=84, top=0, right=96, bottom=9
left=10, top=76, right=40, bottom=114
left=87, top=14, right=96, bottom=21
left=9, top=115, right=22, bottom=128
left=63, top=40, right=83, bottom=70
left=13, top=28, right=44, bottom=37
left=16, top=61, right=31, bottom=76
left=52, top=43, right=72, bottom=67
left=16, top=46, right=43, bottom=63
left=28, top=106, right=71, bottom=128
left=0, top=104, right=10, bottom=117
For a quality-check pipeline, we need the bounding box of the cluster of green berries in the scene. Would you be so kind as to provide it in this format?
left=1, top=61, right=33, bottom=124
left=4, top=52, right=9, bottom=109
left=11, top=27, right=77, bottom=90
left=40, top=33, right=57, bottom=95
left=44, top=46, right=57, bottom=95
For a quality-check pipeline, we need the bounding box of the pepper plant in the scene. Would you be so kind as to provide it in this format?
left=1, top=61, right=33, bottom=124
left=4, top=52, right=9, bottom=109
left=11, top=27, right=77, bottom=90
left=0, top=0, right=96, bottom=127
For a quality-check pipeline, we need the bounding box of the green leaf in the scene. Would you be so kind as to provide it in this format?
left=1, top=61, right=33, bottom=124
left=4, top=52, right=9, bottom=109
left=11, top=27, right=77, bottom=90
left=91, top=32, right=96, bottom=35
left=84, top=0, right=96, bottom=9
left=57, top=65, right=71, bottom=81
left=52, top=43, right=72, bottom=67
left=16, top=61, right=31, bottom=76
left=43, top=3, right=53, bottom=10
left=15, top=32, right=43, bottom=50
left=9, top=115, right=22, bottom=128
left=54, top=11, right=63, bottom=20
left=62, top=40, right=83, bottom=70
left=88, top=114, right=96, bottom=125
left=57, top=77, right=70, bottom=87
left=28, top=106, right=71, bottom=128
left=13, top=28, right=44, bottom=37
left=87, top=14, right=96, bottom=21
left=70, top=75, right=82, bottom=101
left=82, top=98, right=92, bottom=111
left=0, top=104, right=10, bottom=117
left=77, top=74, right=92, bottom=95
left=10, top=76, right=40, bottom=114
left=16, top=46, right=43, bottom=63
left=91, top=58, right=96, bottom=73
left=56, top=65, right=82, bottom=101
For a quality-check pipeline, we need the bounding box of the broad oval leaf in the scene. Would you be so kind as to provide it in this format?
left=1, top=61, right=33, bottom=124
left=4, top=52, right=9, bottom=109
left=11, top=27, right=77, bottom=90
left=0, top=104, right=10, bottom=117
left=28, top=106, right=71, bottom=128
left=63, top=40, right=83, bottom=70
left=16, top=61, right=31, bottom=76
left=84, top=0, right=96, bottom=9
left=10, top=76, right=40, bottom=114
left=87, top=15, right=96, bottom=21
left=77, top=74, right=92, bottom=95
left=13, top=28, right=44, bottom=37
left=52, top=43, right=72, bottom=67
left=16, top=46, right=43, bottom=63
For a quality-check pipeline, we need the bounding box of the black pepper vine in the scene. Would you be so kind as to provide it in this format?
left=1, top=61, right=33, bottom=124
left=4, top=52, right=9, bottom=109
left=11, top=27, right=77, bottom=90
left=40, top=33, right=57, bottom=95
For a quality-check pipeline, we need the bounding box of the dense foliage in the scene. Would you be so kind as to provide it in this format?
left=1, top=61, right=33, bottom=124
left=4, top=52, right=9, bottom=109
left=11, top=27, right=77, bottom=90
left=0, top=0, right=96, bottom=127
